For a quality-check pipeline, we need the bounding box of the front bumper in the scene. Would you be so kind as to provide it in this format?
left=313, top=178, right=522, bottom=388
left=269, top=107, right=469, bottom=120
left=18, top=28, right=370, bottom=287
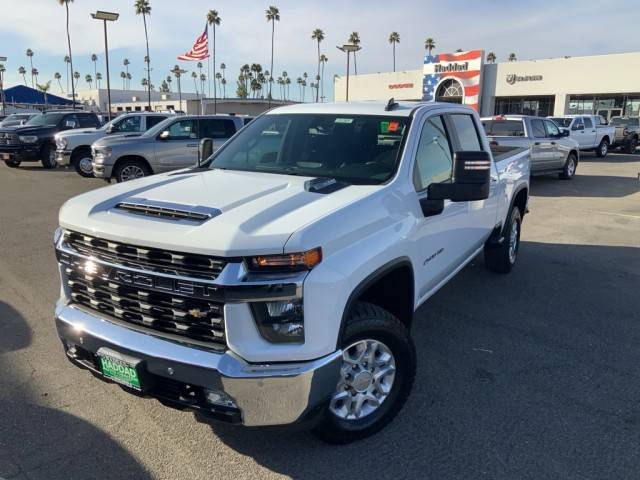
left=55, top=300, right=342, bottom=426
left=55, top=150, right=72, bottom=166
left=0, top=145, right=40, bottom=162
left=92, top=157, right=113, bottom=178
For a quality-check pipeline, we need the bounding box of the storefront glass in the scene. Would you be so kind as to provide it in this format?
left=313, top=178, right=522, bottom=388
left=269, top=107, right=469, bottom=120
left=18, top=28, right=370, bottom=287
left=568, top=94, right=640, bottom=119
left=494, top=96, right=555, bottom=117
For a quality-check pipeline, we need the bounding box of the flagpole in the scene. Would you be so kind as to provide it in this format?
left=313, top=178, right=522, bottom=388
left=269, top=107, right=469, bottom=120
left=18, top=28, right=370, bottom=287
left=207, top=24, right=211, bottom=101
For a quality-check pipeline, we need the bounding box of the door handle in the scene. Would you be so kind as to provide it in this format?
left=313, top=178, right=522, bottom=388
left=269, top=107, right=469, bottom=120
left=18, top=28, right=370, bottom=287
left=534, top=142, right=541, bottom=145
left=550, top=141, right=557, bottom=145
left=490, top=176, right=498, bottom=183
left=187, top=143, right=198, bottom=147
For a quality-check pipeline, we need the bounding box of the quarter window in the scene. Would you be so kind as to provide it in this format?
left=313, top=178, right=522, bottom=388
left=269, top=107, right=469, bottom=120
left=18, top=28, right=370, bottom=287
left=450, top=114, right=482, bottom=151
left=413, top=115, right=453, bottom=191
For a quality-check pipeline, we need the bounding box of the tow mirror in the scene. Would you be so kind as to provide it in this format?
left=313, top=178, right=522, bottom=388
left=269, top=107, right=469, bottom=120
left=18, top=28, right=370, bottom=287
left=561, top=129, right=570, bottom=137
left=65, top=120, right=77, bottom=129
left=198, top=137, right=213, bottom=167
left=106, top=124, right=114, bottom=134
left=159, top=130, right=170, bottom=140
left=427, top=151, right=491, bottom=203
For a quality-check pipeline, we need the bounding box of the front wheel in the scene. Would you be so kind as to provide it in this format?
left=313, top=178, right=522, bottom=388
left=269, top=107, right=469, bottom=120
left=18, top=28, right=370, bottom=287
left=40, top=144, right=57, bottom=169
left=484, top=206, right=522, bottom=274
left=4, top=160, right=20, bottom=168
left=113, top=159, right=151, bottom=183
left=625, top=138, right=637, bottom=154
left=595, top=139, right=609, bottom=158
left=312, top=302, right=416, bottom=444
left=71, top=149, right=95, bottom=177
left=559, top=152, right=577, bottom=179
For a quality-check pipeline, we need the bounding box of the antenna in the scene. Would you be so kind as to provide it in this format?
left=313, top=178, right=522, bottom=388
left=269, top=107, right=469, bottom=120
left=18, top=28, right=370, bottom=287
left=385, top=97, right=399, bottom=111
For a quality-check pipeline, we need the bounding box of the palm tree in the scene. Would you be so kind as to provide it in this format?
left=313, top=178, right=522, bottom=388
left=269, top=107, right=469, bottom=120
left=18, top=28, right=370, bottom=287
left=508, top=53, right=517, bottom=62
left=58, top=0, right=76, bottom=108
left=85, top=74, right=93, bottom=89
left=284, top=76, right=290, bottom=101
left=141, top=78, right=148, bottom=94
left=91, top=53, right=98, bottom=80
left=296, top=76, right=302, bottom=100
left=18, top=66, right=27, bottom=86
left=301, top=79, right=307, bottom=102
left=26, top=48, right=34, bottom=87
left=265, top=6, right=280, bottom=103
left=319, top=54, right=327, bottom=102
left=487, top=52, right=496, bottom=64
left=160, top=79, right=169, bottom=93
left=171, top=65, right=183, bottom=110
left=221, top=77, right=227, bottom=99
left=31, top=68, right=39, bottom=86
left=73, top=70, right=80, bottom=90
left=123, top=58, right=130, bottom=88
left=206, top=9, right=221, bottom=106
left=54, top=72, right=63, bottom=92
left=126, top=72, right=132, bottom=89
left=388, top=32, right=400, bottom=72
left=201, top=73, right=207, bottom=97
left=96, top=72, right=102, bottom=89
left=197, top=61, right=203, bottom=89
left=191, top=71, right=199, bottom=97
left=120, top=71, right=126, bottom=90
left=215, top=72, right=222, bottom=96
left=311, top=28, right=324, bottom=102
left=220, top=63, right=226, bottom=81
left=348, top=32, right=360, bottom=74
left=36, top=81, right=51, bottom=106
left=134, top=0, right=152, bottom=109
left=165, top=75, right=172, bottom=92
left=424, top=37, right=436, bottom=56
left=64, top=55, right=71, bottom=93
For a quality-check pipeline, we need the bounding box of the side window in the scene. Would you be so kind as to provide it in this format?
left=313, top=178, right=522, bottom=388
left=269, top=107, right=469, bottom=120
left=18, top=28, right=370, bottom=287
left=146, top=116, right=167, bottom=129
left=413, top=115, right=453, bottom=191
left=450, top=114, right=482, bottom=150
left=531, top=119, right=546, bottom=138
left=573, top=118, right=584, bottom=130
left=164, top=120, right=197, bottom=140
left=199, top=119, right=237, bottom=139
left=583, top=117, right=593, bottom=129
left=113, top=116, right=141, bottom=132
left=63, top=114, right=79, bottom=129
left=79, top=114, right=99, bottom=128
left=544, top=120, right=560, bottom=137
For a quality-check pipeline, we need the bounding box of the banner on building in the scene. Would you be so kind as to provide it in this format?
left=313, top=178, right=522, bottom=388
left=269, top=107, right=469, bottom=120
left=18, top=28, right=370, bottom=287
left=423, top=50, right=484, bottom=111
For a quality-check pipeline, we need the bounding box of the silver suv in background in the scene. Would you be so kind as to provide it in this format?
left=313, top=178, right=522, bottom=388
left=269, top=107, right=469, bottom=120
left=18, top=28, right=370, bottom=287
left=92, top=115, right=248, bottom=182
left=55, top=112, right=172, bottom=177
left=609, top=116, right=639, bottom=153
left=481, top=115, right=580, bottom=179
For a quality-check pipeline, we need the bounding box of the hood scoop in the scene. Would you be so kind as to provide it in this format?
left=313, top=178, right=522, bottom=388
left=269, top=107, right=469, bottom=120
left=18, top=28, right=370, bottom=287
left=115, top=197, right=221, bottom=222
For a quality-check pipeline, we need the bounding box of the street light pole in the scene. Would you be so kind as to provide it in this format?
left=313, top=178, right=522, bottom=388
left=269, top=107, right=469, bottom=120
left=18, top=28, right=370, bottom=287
left=0, top=56, right=6, bottom=116
left=337, top=44, right=360, bottom=102
left=91, top=11, right=119, bottom=121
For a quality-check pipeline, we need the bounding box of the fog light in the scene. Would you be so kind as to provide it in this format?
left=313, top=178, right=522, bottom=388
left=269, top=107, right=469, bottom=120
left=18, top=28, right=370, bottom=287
left=251, top=299, right=304, bottom=343
left=204, top=389, right=237, bottom=408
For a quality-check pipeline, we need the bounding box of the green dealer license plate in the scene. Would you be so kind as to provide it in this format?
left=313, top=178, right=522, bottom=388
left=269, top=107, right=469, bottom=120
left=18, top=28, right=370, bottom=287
left=97, top=348, right=142, bottom=390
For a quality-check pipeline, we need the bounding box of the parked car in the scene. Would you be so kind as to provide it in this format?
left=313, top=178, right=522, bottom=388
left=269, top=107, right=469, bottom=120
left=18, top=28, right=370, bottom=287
left=91, top=114, right=246, bottom=182
left=609, top=116, right=639, bottom=153
left=481, top=115, right=580, bottom=179
left=0, top=110, right=100, bottom=168
left=55, top=112, right=172, bottom=177
left=0, top=112, right=39, bottom=128
left=53, top=101, right=530, bottom=443
left=548, top=114, right=614, bottom=157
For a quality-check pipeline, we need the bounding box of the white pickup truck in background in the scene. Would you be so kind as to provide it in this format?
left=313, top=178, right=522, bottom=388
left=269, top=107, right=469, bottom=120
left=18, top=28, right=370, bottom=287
left=53, top=101, right=530, bottom=444
left=548, top=114, right=614, bottom=157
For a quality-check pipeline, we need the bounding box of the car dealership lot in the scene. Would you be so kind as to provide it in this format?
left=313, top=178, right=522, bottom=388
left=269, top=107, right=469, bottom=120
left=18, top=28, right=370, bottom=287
left=0, top=155, right=638, bottom=479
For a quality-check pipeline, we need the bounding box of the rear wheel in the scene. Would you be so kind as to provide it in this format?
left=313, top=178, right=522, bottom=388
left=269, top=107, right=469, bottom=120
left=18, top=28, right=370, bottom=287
left=559, top=152, right=577, bottom=179
left=484, top=206, right=522, bottom=274
left=113, top=159, right=151, bottom=183
left=4, top=160, right=20, bottom=168
left=312, top=302, right=416, bottom=444
left=71, top=149, right=94, bottom=177
left=625, top=137, right=637, bottom=154
left=40, top=144, right=57, bottom=169
left=595, top=138, right=609, bottom=158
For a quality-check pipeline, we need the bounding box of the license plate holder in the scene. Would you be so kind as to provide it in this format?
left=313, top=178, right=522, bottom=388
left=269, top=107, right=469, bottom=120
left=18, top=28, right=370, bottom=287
left=2, top=153, right=11, bottom=160
left=97, top=347, right=146, bottom=391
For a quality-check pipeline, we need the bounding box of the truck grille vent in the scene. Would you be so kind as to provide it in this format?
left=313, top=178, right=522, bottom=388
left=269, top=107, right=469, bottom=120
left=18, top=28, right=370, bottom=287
left=63, top=230, right=226, bottom=281
left=115, top=200, right=220, bottom=223
left=0, top=133, right=19, bottom=145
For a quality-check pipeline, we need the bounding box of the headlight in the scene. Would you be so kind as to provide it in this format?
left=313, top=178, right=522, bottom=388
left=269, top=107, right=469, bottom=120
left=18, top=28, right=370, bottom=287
left=53, top=227, right=64, bottom=246
left=56, top=137, right=68, bottom=150
left=246, top=247, right=322, bottom=273
left=251, top=299, right=304, bottom=343
left=18, top=135, right=38, bottom=144
left=93, top=147, right=112, bottom=158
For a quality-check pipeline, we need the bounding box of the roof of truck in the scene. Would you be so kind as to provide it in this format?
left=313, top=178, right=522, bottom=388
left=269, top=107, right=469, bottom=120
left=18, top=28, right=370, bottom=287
left=267, top=101, right=471, bottom=117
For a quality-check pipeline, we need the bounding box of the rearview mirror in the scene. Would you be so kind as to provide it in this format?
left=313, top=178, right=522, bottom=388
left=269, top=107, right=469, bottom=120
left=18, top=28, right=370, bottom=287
left=427, top=151, right=491, bottom=203
left=198, top=137, right=213, bottom=167
left=159, top=130, right=170, bottom=140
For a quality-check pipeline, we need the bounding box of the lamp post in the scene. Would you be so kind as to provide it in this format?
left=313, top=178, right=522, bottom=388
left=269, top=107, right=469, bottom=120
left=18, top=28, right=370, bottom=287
left=91, top=11, right=119, bottom=121
left=0, top=56, right=6, bottom=116
left=336, top=44, right=360, bottom=102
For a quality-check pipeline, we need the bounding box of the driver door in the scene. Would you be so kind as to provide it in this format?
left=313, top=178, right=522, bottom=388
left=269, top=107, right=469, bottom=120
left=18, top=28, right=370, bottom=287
left=154, top=119, right=198, bottom=171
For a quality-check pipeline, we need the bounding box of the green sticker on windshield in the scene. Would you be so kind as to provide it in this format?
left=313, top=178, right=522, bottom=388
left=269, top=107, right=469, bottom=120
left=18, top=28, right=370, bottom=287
left=335, top=118, right=354, bottom=124
left=380, top=121, right=401, bottom=134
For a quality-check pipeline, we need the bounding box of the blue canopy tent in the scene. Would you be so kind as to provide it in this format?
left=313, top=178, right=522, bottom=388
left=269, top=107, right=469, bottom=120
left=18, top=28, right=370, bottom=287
left=2, top=85, right=75, bottom=106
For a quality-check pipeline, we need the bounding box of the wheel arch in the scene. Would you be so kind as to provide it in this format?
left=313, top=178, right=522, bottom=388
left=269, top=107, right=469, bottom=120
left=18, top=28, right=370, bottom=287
left=336, top=258, right=415, bottom=348
left=112, top=154, right=153, bottom=177
left=70, top=145, right=92, bottom=161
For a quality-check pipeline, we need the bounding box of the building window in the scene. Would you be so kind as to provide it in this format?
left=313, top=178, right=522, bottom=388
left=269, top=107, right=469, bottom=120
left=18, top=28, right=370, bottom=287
left=134, top=106, right=142, bottom=111
left=494, top=96, right=555, bottom=117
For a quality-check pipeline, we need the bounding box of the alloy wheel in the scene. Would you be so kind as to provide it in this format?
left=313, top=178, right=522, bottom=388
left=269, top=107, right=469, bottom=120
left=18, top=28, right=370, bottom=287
left=119, top=165, right=145, bottom=181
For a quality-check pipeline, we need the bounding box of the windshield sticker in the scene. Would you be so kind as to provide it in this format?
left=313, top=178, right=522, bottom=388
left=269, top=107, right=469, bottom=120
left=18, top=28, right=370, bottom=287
left=380, top=121, right=400, bottom=133
left=335, top=118, right=354, bottom=124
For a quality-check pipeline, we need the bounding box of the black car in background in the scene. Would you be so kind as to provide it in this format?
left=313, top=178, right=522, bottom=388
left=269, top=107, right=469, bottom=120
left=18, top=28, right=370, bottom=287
left=0, top=110, right=100, bottom=168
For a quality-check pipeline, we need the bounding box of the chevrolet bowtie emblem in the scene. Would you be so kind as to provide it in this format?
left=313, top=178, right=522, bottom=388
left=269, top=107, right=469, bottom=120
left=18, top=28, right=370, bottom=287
left=188, top=308, right=208, bottom=318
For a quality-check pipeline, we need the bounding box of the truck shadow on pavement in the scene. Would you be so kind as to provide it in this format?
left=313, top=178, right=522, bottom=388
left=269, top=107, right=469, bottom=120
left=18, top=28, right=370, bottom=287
left=0, top=301, right=150, bottom=480
left=531, top=173, right=640, bottom=198
left=207, top=241, right=640, bottom=480
left=581, top=152, right=640, bottom=164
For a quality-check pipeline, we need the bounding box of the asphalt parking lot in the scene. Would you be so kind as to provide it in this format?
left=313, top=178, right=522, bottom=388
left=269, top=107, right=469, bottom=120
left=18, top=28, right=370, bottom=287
left=0, top=153, right=639, bottom=480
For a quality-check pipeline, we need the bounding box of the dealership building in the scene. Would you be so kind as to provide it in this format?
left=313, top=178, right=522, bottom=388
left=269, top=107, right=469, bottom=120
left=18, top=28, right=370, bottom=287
left=334, top=50, right=640, bottom=121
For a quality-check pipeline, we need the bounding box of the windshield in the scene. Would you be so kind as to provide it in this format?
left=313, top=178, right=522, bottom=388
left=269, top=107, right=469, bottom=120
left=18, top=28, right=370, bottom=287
left=209, top=114, right=410, bottom=185
left=26, top=112, right=65, bottom=127
left=5, top=114, right=33, bottom=122
left=550, top=118, right=573, bottom=127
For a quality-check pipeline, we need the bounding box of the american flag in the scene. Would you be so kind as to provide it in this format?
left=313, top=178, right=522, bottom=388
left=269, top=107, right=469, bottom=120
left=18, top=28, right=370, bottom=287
left=422, top=50, right=483, bottom=111
left=177, top=25, right=209, bottom=61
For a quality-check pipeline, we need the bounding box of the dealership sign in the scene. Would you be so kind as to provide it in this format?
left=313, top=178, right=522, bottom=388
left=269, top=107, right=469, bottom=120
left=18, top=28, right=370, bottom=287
left=388, top=83, right=414, bottom=89
left=506, top=74, right=543, bottom=85
left=423, top=50, right=484, bottom=111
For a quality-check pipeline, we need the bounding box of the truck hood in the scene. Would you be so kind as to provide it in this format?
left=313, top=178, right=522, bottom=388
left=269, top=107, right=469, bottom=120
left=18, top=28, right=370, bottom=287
left=59, top=169, right=379, bottom=257
left=92, top=133, right=147, bottom=148
left=0, top=125, right=57, bottom=135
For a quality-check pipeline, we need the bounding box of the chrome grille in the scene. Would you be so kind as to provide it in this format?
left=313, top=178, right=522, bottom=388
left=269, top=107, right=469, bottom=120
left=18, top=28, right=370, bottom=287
left=59, top=255, right=226, bottom=348
left=63, top=230, right=226, bottom=280
left=0, top=132, right=18, bottom=145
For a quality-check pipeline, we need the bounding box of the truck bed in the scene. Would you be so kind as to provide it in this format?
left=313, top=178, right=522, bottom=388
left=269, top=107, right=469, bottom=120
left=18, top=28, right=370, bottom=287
left=490, top=144, right=528, bottom=162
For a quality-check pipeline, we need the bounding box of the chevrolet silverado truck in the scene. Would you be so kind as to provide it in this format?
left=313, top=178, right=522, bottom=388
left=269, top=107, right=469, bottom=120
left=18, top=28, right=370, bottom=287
left=55, top=112, right=171, bottom=177
left=54, top=101, right=530, bottom=443
left=482, top=114, right=580, bottom=179
left=91, top=115, right=248, bottom=182
left=548, top=114, right=614, bottom=158
left=0, top=110, right=100, bottom=169
left=609, top=116, right=639, bottom=153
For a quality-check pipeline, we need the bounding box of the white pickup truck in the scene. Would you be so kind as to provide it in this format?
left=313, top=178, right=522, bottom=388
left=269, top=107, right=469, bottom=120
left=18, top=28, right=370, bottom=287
left=55, top=112, right=171, bottom=177
left=548, top=114, right=614, bottom=157
left=53, top=101, right=530, bottom=443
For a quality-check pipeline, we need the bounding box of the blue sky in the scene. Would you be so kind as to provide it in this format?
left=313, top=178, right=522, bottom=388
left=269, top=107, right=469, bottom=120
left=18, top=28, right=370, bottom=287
left=1, top=0, right=639, bottom=101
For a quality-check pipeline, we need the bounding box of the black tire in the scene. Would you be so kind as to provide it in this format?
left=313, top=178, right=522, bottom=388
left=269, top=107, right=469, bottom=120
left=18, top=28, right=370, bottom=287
left=4, top=160, right=20, bottom=168
left=40, top=143, right=57, bottom=169
left=559, top=152, right=577, bottom=180
left=71, top=148, right=95, bottom=177
left=311, top=302, right=416, bottom=444
left=595, top=138, right=609, bottom=158
left=484, top=206, right=522, bottom=274
left=625, top=137, right=637, bottom=154
left=113, top=159, right=151, bottom=183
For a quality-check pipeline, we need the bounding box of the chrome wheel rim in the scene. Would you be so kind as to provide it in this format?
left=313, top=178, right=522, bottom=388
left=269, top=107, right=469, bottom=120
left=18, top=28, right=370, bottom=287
left=120, top=165, right=145, bottom=181
left=508, top=217, right=519, bottom=264
left=79, top=157, right=93, bottom=174
left=49, top=150, right=56, bottom=166
left=601, top=142, right=608, bottom=156
left=567, top=157, right=576, bottom=176
left=329, top=339, right=396, bottom=420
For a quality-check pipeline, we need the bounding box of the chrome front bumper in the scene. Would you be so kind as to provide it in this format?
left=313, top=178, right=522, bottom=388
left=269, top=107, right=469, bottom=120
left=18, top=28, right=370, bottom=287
left=55, top=150, right=71, bottom=166
left=55, top=300, right=342, bottom=426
